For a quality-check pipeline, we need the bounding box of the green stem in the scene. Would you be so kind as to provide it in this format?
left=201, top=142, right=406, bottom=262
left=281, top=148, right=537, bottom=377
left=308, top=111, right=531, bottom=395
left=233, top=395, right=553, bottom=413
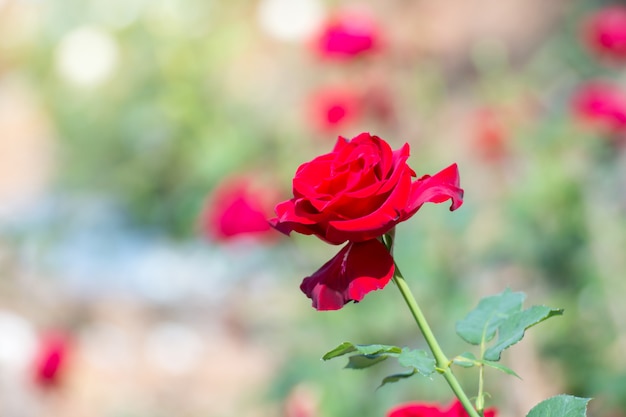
left=477, top=364, right=485, bottom=416
left=393, top=266, right=480, bottom=417
left=477, top=334, right=486, bottom=416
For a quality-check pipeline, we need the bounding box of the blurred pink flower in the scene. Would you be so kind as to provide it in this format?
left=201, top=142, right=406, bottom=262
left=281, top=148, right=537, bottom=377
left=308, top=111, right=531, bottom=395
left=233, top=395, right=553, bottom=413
left=387, top=400, right=497, bottom=417
left=284, top=384, right=319, bottom=417
left=32, top=331, right=70, bottom=388
left=307, top=86, right=361, bottom=133
left=312, top=8, right=381, bottom=60
left=571, top=80, right=626, bottom=136
left=201, top=176, right=279, bottom=242
left=583, top=6, right=626, bottom=63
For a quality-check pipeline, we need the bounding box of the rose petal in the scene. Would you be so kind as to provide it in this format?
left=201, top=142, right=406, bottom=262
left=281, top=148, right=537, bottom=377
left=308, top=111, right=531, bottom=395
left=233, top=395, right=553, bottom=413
left=269, top=200, right=319, bottom=236
left=325, top=171, right=411, bottom=242
left=406, top=163, right=464, bottom=214
left=299, top=239, right=394, bottom=310
left=387, top=403, right=446, bottom=417
left=446, top=400, right=497, bottom=417
left=386, top=400, right=496, bottom=417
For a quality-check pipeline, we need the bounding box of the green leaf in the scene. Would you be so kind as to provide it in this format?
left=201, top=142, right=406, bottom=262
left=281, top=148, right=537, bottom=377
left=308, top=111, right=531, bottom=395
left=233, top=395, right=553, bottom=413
left=322, top=342, right=356, bottom=360
left=484, top=306, right=564, bottom=361
left=456, top=288, right=525, bottom=345
left=456, top=289, right=563, bottom=363
left=355, top=344, right=403, bottom=356
left=378, top=370, right=417, bottom=389
left=322, top=342, right=434, bottom=383
left=482, top=360, right=521, bottom=378
left=322, top=342, right=401, bottom=361
left=452, top=352, right=478, bottom=368
left=345, top=354, right=389, bottom=369
left=526, top=395, right=591, bottom=417
left=397, top=348, right=436, bottom=376
left=376, top=349, right=434, bottom=388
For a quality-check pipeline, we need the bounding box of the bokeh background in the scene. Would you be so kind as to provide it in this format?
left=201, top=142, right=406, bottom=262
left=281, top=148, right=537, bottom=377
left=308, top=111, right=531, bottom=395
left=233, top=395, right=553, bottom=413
left=1, top=0, right=626, bottom=416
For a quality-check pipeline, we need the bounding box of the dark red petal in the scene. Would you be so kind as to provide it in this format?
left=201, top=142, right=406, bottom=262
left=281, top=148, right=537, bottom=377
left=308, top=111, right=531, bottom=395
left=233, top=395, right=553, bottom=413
left=299, top=239, right=394, bottom=310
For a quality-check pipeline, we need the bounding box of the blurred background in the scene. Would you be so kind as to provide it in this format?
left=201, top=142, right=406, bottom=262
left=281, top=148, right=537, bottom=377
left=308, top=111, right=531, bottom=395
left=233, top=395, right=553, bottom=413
left=1, top=0, right=626, bottom=416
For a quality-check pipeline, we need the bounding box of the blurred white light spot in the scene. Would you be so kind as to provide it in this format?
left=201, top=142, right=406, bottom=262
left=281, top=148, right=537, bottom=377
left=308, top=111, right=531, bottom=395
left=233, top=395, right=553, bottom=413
left=0, top=311, right=37, bottom=374
left=144, top=322, right=204, bottom=375
left=55, top=26, right=119, bottom=87
left=257, top=0, right=324, bottom=41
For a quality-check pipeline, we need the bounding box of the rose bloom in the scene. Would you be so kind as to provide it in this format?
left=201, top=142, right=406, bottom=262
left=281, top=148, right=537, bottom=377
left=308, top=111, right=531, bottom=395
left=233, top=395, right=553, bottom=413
left=32, top=331, right=70, bottom=388
left=307, top=85, right=361, bottom=133
left=202, top=176, right=279, bottom=242
left=312, top=8, right=380, bottom=60
left=582, top=6, right=626, bottom=63
left=387, top=399, right=497, bottom=417
left=571, top=80, right=626, bottom=136
left=270, top=133, right=463, bottom=310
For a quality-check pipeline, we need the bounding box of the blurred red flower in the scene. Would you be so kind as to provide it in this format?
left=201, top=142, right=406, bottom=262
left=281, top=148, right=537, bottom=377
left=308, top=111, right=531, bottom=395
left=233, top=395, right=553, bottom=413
left=387, top=399, right=497, bottom=417
left=571, top=80, right=626, bottom=135
left=202, top=176, right=279, bottom=242
left=269, top=133, right=463, bottom=310
left=471, top=108, right=507, bottom=161
left=583, top=6, right=626, bottom=63
left=312, top=8, right=381, bottom=60
left=33, top=331, right=70, bottom=388
left=307, top=86, right=361, bottom=133
left=284, top=384, right=319, bottom=417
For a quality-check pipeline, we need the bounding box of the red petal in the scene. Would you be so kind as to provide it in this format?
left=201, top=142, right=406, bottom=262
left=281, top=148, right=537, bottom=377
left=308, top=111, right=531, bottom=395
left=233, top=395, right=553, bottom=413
left=406, top=163, right=464, bottom=214
left=326, top=171, right=411, bottom=242
left=299, top=239, right=394, bottom=310
left=386, top=403, right=446, bottom=417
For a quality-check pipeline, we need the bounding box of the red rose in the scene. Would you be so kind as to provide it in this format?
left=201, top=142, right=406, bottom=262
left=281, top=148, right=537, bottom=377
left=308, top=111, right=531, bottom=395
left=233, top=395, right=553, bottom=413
left=387, top=400, right=497, bottom=417
left=471, top=108, right=508, bottom=161
left=583, top=6, right=626, bottom=63
left=571, top=80, right=626, bottom=135
left=307, top=86, right=361, bottom=133
left=312, top=8, right=380, bottom=60
left=202, top=176, right=279, bottom=242
left=271, top=133, right=463, bottom=245
left=270, top=133, right=463, bottom=310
